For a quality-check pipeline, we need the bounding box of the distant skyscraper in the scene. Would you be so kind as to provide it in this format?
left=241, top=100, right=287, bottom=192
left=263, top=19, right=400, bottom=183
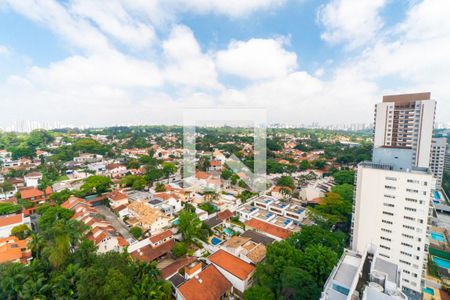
left=351, top=92, right=436, bottom=297
left=373, top=92, right=436, bottom=169
left=430, top=137, right=447, bottom=189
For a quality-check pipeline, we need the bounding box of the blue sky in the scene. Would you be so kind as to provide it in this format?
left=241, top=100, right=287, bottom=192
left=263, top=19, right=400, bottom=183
left=0, top=0, right=449, bottom=128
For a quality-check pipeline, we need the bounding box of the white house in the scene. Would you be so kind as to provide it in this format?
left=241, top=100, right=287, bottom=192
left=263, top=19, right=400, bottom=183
left=0, top=214, right=32, bottom=238
left=208, top=249, right=255, bottom=295
left=24, top=172, right=42, bottom=187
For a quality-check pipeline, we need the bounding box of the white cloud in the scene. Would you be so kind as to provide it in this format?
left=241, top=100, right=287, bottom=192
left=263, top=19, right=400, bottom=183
left=70, top=0, right=156, bottom=49
left=3, top=0, right=111, bottom=53
left=317, top=0, right=387, bottom=48
left=162, top=25, right=221, bottom=89
left=0, top=45, right=9, bottom=56
left=176, top=0, right=286, bottom=17
left=216, top=38, right=298, bottom=80
left=27, top=52, right=163, bottom=89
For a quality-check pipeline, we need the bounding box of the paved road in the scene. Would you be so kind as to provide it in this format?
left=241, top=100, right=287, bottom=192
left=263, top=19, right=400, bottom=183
left=96, top=205, right=133, bottom=240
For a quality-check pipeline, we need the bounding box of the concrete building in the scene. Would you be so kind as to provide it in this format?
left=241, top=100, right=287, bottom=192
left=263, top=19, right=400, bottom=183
left=373, top=92, right=436, bottom=169
left=321, top=249, right=407, bottom=300
left=430, top=137, right=447, bottom=189
left=350, top=93, right=437, bottom=298
left=351, top=162, right=434, bottom=295
left=446, top=148, right=450, bottom=173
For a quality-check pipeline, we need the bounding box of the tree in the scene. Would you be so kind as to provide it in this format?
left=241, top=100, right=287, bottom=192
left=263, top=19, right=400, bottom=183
left=154, top=182, right=166, bottom=192
left=301, top=245, right=338, bottom=286
left=37, top=205, right=74, bottom=232
left=0, top=202, right=21, bottom=215
left=130, top=227, right=143, bottom=240
left=312, top=159, right=327, bottom=170
left=288, top=225, right=346, bottom=255
left=281, top=267, right=320, bottom=300
left=331, top=183, right=354, bottom=202
left=221, top=169, right=233, bottom=180
left=162, top=162, right=177, bottom=178
left=11, top=224, right=31, bottom=239
left=308, top=192, right=352, bottom=229
left=298, top=160, right=311, bottom=171
left=177, top=209, right=202, bottom=243
left=49, top=189, right=72, bottom=205
left=81, top=175, right=112, bottom=195
left=277, top=176, right=295, bottom=189
left=0, top=180, right=14, bottom=199
left=172, top=242, right=188, bottom=257
left=332, top=170, right=355, bottom=185
left=121, top=175, right=146, bottom=191
left=244, top=286, right=275, bottom=300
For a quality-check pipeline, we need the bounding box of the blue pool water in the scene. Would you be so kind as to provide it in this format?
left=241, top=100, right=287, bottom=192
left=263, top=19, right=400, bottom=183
left=433, top=256, right=450, bottom=269
left=423, top=287, right=434, bottom=295
left=431, top=232, right=446, bottom=243
left=172, top=218, right=179, bottom=225
left=435, top=191, right=441, bottom=200
left=223, top=228, right=233, bottom=236
left=211, top=237, right=223, bottom=245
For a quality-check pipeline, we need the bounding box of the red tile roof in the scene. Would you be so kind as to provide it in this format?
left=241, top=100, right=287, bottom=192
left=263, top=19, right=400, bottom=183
left=161, top=256, right=196, bottom=279
left=210, top=160, right=222, bottom=167
left=245, top=218, right=292, bottom=239
left=217, top=209, right=233, bottom=221
left=195, top=171, right=211, bottom=180
left=149, top=230, right=173, bottom=244
left=108, top=190, right=128, bottom=201
left=178, top=265, right=231, bottom=300
left=0, top=214, right=23, bottom=227
left=208, top=249, right=255, bottom=280
left=130, top=239, right=175, bottom=263
left=20, top=188, right=43, bottom=199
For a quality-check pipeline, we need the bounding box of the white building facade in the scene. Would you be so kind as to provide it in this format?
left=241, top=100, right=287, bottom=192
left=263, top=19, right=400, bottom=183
left=430, top=137, right=447, bottom=189
left=351, top=162, right=434, bottom=294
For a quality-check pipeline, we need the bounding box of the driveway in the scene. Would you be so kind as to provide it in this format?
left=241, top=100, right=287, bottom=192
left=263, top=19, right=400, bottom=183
left=96, top=205, right=133, bottom=240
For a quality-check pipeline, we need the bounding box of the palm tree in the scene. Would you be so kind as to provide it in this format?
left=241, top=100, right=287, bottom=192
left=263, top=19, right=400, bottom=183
left=47, top=234, right=70, bottom=269
left=29, top=232, right=46, bottom=259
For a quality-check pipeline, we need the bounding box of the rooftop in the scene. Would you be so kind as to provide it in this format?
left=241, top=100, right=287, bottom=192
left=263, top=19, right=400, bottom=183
left=178, top=265, right=231, bottom=300
left=208, top=249, right=255, bottom=280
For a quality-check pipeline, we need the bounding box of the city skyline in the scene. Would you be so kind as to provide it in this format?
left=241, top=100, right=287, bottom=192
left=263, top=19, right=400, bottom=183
left=1, top=0, right=450, bottom=127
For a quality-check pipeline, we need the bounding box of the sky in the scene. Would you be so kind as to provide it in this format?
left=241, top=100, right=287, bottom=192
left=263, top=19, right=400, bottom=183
left=0, top=0, right=449, bottom=128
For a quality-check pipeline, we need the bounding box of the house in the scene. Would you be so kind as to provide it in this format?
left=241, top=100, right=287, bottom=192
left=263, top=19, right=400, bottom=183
left=221, top=236, right=266, bottom=264
left=128, top=231, right=175, bottom=263
left=127, top=201, right=170, bottom=234
left=0, top=214, right=32, bottom=238
left=208, top=249, right=256, bottom=295
left=151, top=192, right=183, bottom=215
left=106, top=163, right=128, bottom=178
left=270, top=186, right=292, bottom=199
left=87, top=162, right=106, bottom=174
left=73, top=153, right=103, bottom=164
left=19, top=186, right=52, bottom=203
left=24, top=171, right=42, bottom=187
left=61, top=195, right=89, bottom=210
left=62, top=197, right=128, bottom=253
left=0, top=236, right=32, bottom=264
left=175, top=263, right=232, bottom=300
left=209, top=159, right=223, bottom=171
left=108, top=190, right=129, bottom=208
left=244, top=218, right=292, bottom=241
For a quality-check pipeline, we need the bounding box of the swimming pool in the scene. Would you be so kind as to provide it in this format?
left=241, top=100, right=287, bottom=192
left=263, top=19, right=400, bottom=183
left=223, top=228, right=234, bottom=236
left=431, top=232, right=446, bottom=243
left=435, top=191, right=441, bottom=200
left=433, top=256, right=450, bottom=269
left=423, top=287, right=434, bottom=295
left=211, top=237, right=223, bottom=245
